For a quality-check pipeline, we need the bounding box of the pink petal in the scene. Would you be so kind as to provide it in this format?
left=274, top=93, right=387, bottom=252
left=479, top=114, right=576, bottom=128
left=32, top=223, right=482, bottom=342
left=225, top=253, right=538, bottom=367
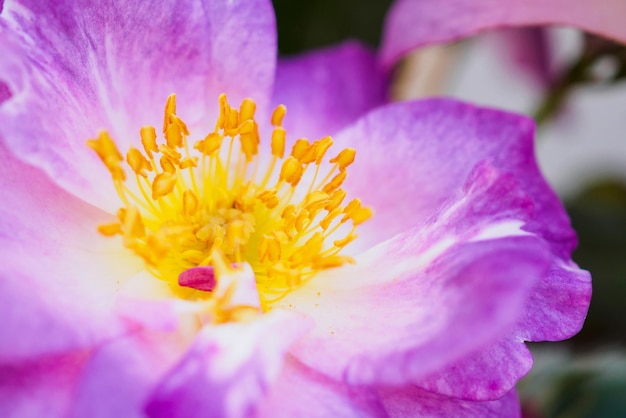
left=0, top=0, right=276, bottom=209
left=0, top=351, right=89, bottom=418
left=278, top=162, right=550, bottom=385
left=145, top=311, right=311, bottom=418
left=272, top=41, right=388, bottom=140
left=381, top=0, right=626, bottom=69
left=379, top=386, right=522, bottom=417
left=70, top=332, right=184, bottom=418
left=338, top=99, right=571, bottom=253
left=414, top=338, right=534, bottom=400
left=0, top=142, right=138, bottom=362
left=257, top=357, right=386, bottom=418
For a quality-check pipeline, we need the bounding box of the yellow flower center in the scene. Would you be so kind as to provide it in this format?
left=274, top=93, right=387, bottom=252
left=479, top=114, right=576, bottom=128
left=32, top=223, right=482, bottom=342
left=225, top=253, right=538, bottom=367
left=88, top=94, right=372, bottom=309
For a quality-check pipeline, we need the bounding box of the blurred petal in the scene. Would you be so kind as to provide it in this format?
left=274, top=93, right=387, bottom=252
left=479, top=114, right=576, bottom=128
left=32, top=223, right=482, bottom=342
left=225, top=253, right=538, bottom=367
left=71, top=332, right=184, bottom=418
left=0, top=351, right=88, bottom=418
left=0, top=142, right=139, bottom=362
left=0, top=0, right=276, bottom=209
left=496, top=27, right=553, bottom=88
left=145, top=311, right=311, bottom=418
left=381, top=0, right=626, bottom=69
left=272, top=41, right=388, bottom=139
left=258, top=357, right=386, bottom=418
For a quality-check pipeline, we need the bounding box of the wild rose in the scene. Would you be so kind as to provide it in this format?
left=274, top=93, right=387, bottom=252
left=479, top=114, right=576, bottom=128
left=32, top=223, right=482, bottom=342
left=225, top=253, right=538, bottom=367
left=0, top=1, right=590, bottom=417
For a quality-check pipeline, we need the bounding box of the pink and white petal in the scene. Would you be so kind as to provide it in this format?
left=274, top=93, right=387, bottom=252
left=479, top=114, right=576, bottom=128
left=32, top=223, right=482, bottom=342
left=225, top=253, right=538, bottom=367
left=0, top=143, right=141, bottom=362
left=70, top=331, right=184, bottom=418
left=280, top=236, right=549, bottom=386
left=0, top=351, right=89, bottom=418
left=338, top=99, right=573, bottom=256
left=380, top=0, right=626, bottom=69
left=272, top=41, right=388, bottom=140
left=379, top=386, right=521, bottom=418
left=0, top=0, right=276, bottom=209
left=145, top=310, right=311, bottom=418
left=278, top=163, right=549, bottom=385
left=257, top=357, right=386, bottom=418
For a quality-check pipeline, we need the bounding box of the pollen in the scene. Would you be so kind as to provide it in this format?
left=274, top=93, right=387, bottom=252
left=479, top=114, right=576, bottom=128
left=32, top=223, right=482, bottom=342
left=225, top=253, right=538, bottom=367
left=88, top=94, right=372, bottom=308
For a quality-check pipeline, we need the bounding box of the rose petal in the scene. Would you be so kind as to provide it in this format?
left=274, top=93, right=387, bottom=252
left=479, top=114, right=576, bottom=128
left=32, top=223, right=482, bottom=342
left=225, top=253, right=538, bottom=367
left=276, top=161, right=549, bottom=386
left=145, top=310, right=311, bottom=418
left=381, top=0, right=626, bottom=69
left=0, top=142, right=140, bottom=362
left=257, top=357, right=386, bottom=418
left=338, top=99, right=572, bottom=254
left=272, top=41, right=388, bottom=139
left=71, top=332, right=184, bottom=418
left=0, top=0, right=276, bottom=209
left=379, top=386, right=522, bottom=418
left=0, top=351, right=89, bottom=418
left=414, top=338, right=533, bottom=400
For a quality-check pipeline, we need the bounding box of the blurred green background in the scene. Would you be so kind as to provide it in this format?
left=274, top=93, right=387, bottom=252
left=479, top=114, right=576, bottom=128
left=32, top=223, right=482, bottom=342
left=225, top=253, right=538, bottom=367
left=272, top=1, right=626, bottom=416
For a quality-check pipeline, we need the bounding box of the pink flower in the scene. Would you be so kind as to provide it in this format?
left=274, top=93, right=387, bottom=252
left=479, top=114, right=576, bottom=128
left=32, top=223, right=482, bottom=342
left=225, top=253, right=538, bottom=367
left=0, top=1, right=590, bottom=416
left=381, top=0, right=626, bottom=70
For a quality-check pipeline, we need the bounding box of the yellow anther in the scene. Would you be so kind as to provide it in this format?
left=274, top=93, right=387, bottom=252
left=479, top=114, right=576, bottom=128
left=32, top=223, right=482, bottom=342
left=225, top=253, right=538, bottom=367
left=127, top=147, right=152, bottom=178
left=259, top=235, right=281, bottom=263
left=291, top=138, right=309, bottom=160
left=225, top=106, right=239, bottom=132
left=313, top=255, right=354, bottom=269
left=304, top=191, right=330, bottom=212
left=341, top=198, right=362, bottom=223
left=295, top=210, right=310, bottom=233
left=319, top=208, right=342, bottom=230
left=300, top=143, right=317, bottom=165
left=279, top=156, right=303, bottom=187
left=240, top=130, right=259, bottom=162
left=183, top=190, right=199, bottom=217
left=165, top=119, right=183, bottom=148
left=159, top=145, right=182, bottom=164
left=271, top=128, right=286, bottom=158
left=351, top=207, right=374, bottom=226
left=195, top=133, right=223, bottom=155
left=333, top=233, right=357, bottom=248
left=258, top=190, right=279, bottom=209
left=217, top=93, right=228, bottom=129
left=163, top=94, right=177, bottom=133
left=152, top=172, right=177, bottom=199
left=330, top=148, right=356, bottom=171
left=122, top=206, right=146, bottom=245
left=140, top=126, right=158, bottom=158
left=322, top=170, right=347, bottom=194
left=314, top=136, right=334, bottom=164
left=271, top=104, right=287, bottom=126
left=160, top=156, right=177, bottom=174
left=97, top=223, right=121, bottom=236
left=86, top=132, right=126, bottom=181
left=180, top=157, right=198, bottom=169
left=325, top=189, right=346, bottom=211
left=240, top=98, right=256, bottom=122
left=281, top=204, right=296, bottom=220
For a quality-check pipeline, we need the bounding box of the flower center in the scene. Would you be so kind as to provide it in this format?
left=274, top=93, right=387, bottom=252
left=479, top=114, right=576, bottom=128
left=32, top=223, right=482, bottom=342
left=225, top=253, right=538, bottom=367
left=88, top=94, right=372, bottom=308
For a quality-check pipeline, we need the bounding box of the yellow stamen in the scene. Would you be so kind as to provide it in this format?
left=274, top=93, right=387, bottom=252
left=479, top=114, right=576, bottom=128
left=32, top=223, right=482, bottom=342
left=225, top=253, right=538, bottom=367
left=88, top=94, right=372, bottom=309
